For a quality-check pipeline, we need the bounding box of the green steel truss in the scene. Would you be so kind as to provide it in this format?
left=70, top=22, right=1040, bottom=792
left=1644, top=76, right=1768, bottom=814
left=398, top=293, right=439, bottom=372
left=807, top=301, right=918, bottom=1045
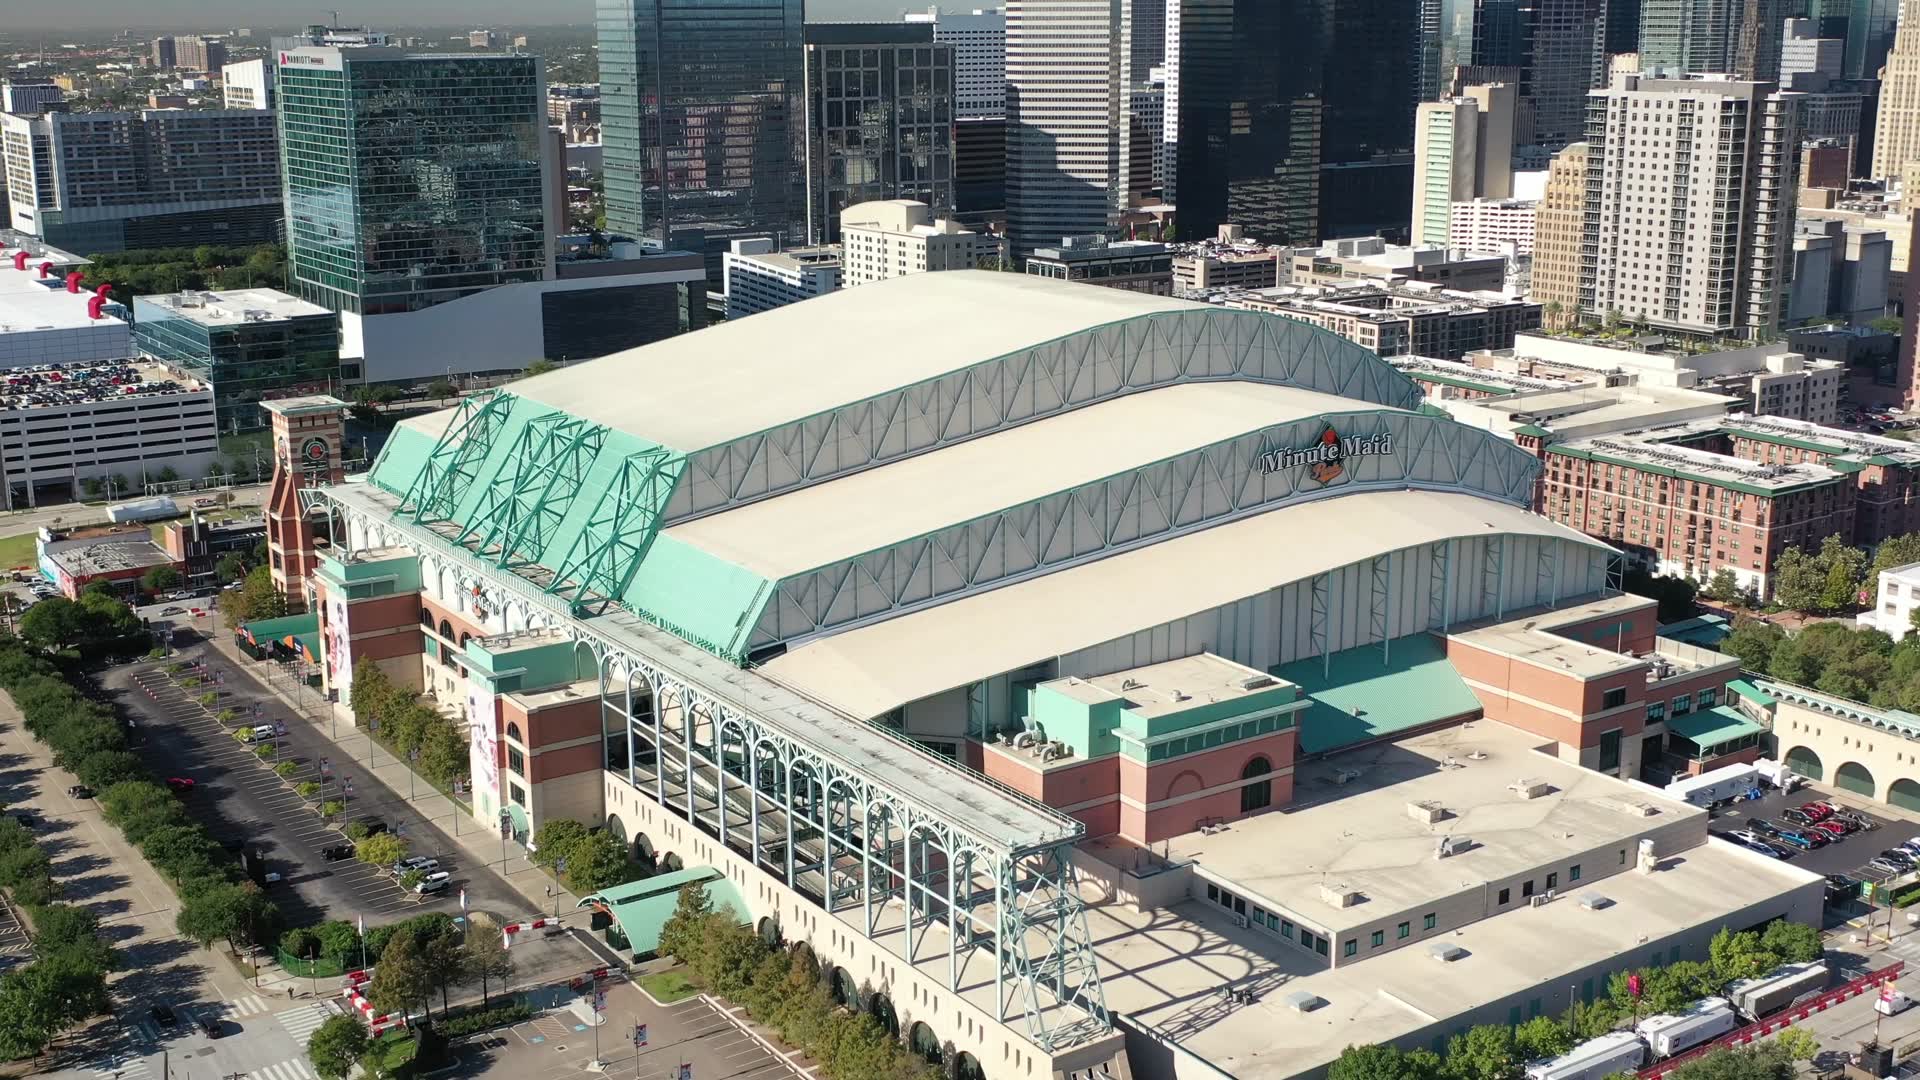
left=455, top=412, right=608, bottom=571
left=547, top=450, right=686, bottom=614
left=402, top=392, right=514, bottom=527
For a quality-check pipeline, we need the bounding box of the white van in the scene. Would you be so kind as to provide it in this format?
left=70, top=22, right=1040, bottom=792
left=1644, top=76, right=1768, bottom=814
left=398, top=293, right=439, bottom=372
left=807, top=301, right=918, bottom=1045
left=250, top=724, right=276, bottom=741
left=415, top=871, right=451, bottom=895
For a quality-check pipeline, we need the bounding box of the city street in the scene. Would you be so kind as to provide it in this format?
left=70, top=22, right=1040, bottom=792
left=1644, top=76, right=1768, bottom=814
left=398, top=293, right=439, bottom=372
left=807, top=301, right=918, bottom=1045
left=0, top=482, right=270, bottom=543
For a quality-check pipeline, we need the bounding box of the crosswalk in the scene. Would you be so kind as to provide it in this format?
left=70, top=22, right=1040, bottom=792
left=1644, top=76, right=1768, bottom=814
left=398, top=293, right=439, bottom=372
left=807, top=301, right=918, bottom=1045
left=89, top=1053, right=153, bottom=1080
left=219, top=993, right=272, bottom=1018
left=276, top=1002, right=336, bottom=1045
left=247, top=1060, right=318, bottom=1080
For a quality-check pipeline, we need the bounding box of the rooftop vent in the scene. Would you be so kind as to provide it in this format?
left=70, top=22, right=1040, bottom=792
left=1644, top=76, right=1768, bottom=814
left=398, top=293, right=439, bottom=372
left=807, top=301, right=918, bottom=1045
left=1407, top=800, right=1448, bottom=825
left=1318, top=883, right=1362, bottom=908
left=1578, top=892, right=1614, bottom=910
left=1509, top=778, right=1553, bottom=800
left=1280, top=991, right=1325, bottom=1013
left=1608, top=798, right=1663, bottom=818
left=1430, top=943, right=1467, bottom=962
left=1235, top=674, right=1274, bottom=691
left=1435, top=834, right=1474, bottom=858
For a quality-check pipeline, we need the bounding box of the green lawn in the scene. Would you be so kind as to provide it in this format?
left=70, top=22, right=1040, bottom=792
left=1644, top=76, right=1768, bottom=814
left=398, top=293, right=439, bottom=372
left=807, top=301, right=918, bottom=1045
left=638, top=969, right=699, bottom=1004
left=0, top=532, right=36, bottom=572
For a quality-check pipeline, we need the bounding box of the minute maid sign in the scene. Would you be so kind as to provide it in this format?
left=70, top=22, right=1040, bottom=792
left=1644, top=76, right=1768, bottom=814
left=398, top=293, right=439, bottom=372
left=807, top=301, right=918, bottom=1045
left=1259, top=425, right=1395, bottom=485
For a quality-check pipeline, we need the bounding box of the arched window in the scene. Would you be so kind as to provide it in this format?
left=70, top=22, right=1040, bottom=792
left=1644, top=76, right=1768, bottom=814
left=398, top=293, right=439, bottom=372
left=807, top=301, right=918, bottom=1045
left=1240, top=756, right=1273, bottom=813
left=506, top=722, right=522, bottom=744
left=459, top=632, right=472, bottom=650
left=419, top=607, right=432, bottom=627
left=437, top=619, right=454, bottom=641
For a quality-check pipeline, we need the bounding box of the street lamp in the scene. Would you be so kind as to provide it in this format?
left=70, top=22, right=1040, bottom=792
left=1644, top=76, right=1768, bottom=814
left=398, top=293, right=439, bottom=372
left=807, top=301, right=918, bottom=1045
left=499, top=808, right=511, bottom=868
left=407, top=747, right=419, bottom=802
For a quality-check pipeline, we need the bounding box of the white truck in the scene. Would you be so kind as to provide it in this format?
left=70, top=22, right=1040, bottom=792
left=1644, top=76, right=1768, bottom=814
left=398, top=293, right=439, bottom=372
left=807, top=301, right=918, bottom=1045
left=1727, top=961, right=1829, bottom=1021
left=1525, top=1031, right=1648, bottom=1080
left=1636, top=996, right=1738, bottom=1059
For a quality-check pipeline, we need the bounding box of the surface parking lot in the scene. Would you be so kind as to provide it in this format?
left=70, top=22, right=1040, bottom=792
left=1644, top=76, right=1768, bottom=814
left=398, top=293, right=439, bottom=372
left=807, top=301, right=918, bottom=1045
left=1707, top=785, right=1920, bottom=885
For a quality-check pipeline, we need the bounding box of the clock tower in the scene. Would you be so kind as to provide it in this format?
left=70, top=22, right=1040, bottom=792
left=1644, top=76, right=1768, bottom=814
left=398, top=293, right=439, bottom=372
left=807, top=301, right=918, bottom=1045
left=261, top=396, right=349, bottom=612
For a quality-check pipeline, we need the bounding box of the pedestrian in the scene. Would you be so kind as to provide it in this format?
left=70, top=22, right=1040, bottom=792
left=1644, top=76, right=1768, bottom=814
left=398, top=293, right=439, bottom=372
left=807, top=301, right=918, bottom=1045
left=289, top=986, right=295, bottom=1000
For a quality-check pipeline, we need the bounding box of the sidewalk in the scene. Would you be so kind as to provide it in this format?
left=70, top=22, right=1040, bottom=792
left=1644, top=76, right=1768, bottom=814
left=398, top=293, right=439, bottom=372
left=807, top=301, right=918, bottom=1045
left=203, top=632, right=595, bottom=931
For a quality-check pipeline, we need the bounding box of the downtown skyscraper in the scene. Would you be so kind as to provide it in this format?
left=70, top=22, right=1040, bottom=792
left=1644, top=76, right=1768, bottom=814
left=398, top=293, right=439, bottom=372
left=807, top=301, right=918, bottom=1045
left=1005, top=0, right=1133, bottom=255
left=598, top=0, right=806, bottom=270
left=1874, top=0, right=1920, bottom=179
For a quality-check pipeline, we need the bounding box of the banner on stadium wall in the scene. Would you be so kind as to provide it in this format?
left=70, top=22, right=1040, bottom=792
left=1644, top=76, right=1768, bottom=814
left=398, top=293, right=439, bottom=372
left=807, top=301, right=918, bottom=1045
left=325, top=592, right=352, bottom=693
left=467, top=684, right=500, bottom=812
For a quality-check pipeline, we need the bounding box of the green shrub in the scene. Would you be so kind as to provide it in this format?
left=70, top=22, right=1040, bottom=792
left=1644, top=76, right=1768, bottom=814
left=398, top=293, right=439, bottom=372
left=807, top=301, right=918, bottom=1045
left=196, top=692, right=217, bottom=707
left=320, top=800, right=345, bottom=819
left=436, top=1002, right=533, bottom=1038
left=296, top=782, right=321, bottom=799
left=275, top=761, right=299, bottom=778
left=216, top=708, right=239, bottom=723
left=253, top=744, right=274, bottom=760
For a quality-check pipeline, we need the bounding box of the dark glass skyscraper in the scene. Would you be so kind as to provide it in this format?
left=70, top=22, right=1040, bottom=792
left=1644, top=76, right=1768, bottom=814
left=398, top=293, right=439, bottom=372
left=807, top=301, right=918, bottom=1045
left=802, top=24, right=955, bottom=244
left=598, top=0, right=805, bottom=271
left=277, top=48, right=549, bottom=317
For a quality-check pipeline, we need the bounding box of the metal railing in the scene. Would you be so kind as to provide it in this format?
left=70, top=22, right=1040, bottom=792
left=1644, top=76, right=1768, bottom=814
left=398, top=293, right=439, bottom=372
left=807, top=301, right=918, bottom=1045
left=1639, top=960, right=1906, bottom=1079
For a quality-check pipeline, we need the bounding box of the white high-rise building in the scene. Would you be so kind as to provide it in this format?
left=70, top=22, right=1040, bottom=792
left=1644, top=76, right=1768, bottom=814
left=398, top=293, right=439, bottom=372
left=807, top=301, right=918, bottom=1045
left=839, top=199, right=1005, bottom=286
left=722, top=239, right=843, bottom=318
left=907, top=8, right=1007, bottom=119
left=1005, top=0, right=1130, bottom=256
left=1780, top=18, right=1844, bottom=81
left=1449, top=198, right=1537, bottom=254
left=221, top=59, right=274, bottom=110
left=1580, top=72, right=1803, bottom=339
left=0, top=83, right=64, bottom=115
left=1412, top=84, right=1516, bottom=248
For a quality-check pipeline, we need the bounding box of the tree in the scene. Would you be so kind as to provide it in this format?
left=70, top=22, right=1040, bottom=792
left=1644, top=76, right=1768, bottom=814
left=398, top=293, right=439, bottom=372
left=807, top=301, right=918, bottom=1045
left=1331, top=1045, right=1444, bottom=1080
left=1870, top=316, right=1904, bottom=337
left=366, top=927, right=434, bottom=1020
left=1721, top=618, right=1786, bottom=673
left=1702, top=569, right=1743, bottom=605
left=1873, top=532, right=1920, bottom=579
left=426, top=379, right=458, bottom=401
left=1708, top=927, right=1779, bottom=987
left=1816, top=535, right=1870, bottom=613
left=1771, top=1028, right=1819, bottom=1063
left=1758, top=920, right=1821, bottom=964
left=1667, top=1044, right=1795, bottom=1080
left=565, top=830, right=637, bottom=893
left=1443, top=1024, right=1517, bottom=1080
left=175, top=881, right=275, bottom=952
left=1564, top=997, right=1622, bottom=1040
left=221, top=565, right=286, bottom=628
left=1624, top=568, right=1698, bottom=623
left=462, top=919, right=514, bottom=1007
left=522, top=359, right=557, bottom=378
left=140, top=566, right=183, bottom=594
left=18, top=600, right=88, bottom=652
left=307, top=1014, right=370, bottom=1080
left=354, top=832, right=409, bottom=870
left=657, top=882, right=714, bottom=965
left=1513, top=1015, right=1574, bottom=1061
left=213, top=550, right=252, bottom=583
left=1771, top=548, right=1826, bottom=614
left=530, top=818, right=591, bottom=872
left=422, top=930, right=467, bottom=1017
left=416, top=721, right=468, bottom=788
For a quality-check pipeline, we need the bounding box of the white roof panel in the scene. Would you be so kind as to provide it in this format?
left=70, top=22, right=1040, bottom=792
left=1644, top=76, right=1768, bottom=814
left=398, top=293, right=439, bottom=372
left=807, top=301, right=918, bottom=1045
left=662, top=381, right=1391, bottom=579
left=758, top=491, right=1608, bottom=718
left=509, top=271, right=1201, bottom=453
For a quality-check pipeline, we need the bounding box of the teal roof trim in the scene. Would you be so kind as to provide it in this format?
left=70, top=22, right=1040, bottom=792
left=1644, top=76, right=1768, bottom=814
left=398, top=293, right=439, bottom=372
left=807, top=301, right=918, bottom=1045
left=1272, top=635, right=1483, bottom=755
left=1665, top=705, right=1764, bottom=749
left=1755, top=677, right=1920, bottom=740
left=623, top=533, right=772, bottom=664
left=1726, top=679, right=1775, bottom=706
left=368, top=421, right=441, bottom=498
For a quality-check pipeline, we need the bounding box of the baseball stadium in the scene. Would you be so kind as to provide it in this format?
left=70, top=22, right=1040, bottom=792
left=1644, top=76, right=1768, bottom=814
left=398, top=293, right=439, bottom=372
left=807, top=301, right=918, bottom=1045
left=274, top=272, right=1821, bottom=1080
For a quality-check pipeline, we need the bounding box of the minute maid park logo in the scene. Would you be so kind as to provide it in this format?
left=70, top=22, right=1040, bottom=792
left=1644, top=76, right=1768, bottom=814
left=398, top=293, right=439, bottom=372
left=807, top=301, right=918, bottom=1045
left=1259, top=426, right=1395, bottom=484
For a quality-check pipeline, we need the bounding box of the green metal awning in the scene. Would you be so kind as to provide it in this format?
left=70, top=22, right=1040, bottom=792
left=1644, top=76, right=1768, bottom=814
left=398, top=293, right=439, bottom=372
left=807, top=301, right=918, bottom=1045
left=1726, top=679, right=1775, bottom=707
left=290, top=632, right=321, bottom=664
left=1665, top=705, right=1764, bottom=749
left=578, top=867, right=747, bottom=956
left=240, top=612, right=318, bottom=648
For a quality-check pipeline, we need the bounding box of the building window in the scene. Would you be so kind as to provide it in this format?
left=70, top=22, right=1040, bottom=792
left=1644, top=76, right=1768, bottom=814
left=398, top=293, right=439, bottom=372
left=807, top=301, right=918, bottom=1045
left=507, top=747, right=525, bottom=777
left=1599, top=729, right=1622, bottom=772
left=1281, top=919, right=1294, bottom=939
left=506, top=722, right=522, bottom=745
left=1672, top=693, right=1692, bottom=716
left=1523, top=879, right=1536, bottom=898
left=1315, top=935, right=1328, bottom=957
left=1398, top=921, right=1411, bottom=939
left=1698, top=688, right=1717, bottom=709
left=1647, top=700, right=1665, bottom=723
left=509, top=783, right=526, bottom=807
left=1240, top=756, right=1272, bottom=812
left=1371, top=930, right=1384, bottom=947
left=1547, top=872, right=1558, bottom=889
left=1344, top=939, right=1357, bottom=958
left=1603, top=686, right=1627, bottom=709
left=1424, top=913, right=1437, bottom=930
left=1498, top=888, right=1510, bottom=905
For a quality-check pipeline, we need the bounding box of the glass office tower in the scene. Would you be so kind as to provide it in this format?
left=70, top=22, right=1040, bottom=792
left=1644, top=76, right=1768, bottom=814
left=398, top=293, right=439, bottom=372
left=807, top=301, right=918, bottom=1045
left=598, top=0, right=806, bottom=271
left=802, top=23, right=955, bottom=245
left=277, top=48, right=549, bottom=317
left=132, top=290, right=344, bottom=433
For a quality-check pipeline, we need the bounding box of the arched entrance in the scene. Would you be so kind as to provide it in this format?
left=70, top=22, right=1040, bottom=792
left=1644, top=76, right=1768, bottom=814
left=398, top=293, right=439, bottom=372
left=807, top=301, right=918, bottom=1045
left=830, top=967, right=859, bottom=1008
left=1785, top=745, right=1824, bottom=781
left=952, top=1050, right=985, bottom=1080
left=756, top=917, right=781, bottom=948
left=633, top=832, right=655, bottom=869
left=868, top=991, right=899, bottom=1037
left=1836, top=761, right=1876, bottom=797
left=604, top=815, right=627, bottom=848
left=1891, top=778, right=1920, bottom=813
left=908, top=1022, right=941, bottom=1064
left=660, top=851, right=684, bottom=873
left=1241, top=756, right=1273, bottom=812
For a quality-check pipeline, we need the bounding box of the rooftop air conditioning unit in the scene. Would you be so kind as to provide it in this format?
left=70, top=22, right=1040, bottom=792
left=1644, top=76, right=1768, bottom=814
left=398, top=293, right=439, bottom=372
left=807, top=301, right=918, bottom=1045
left=1578, top=892, right=1614, bottom=910
left=1408, top=800, right=1446, bottom=824
left=1281, top=991, right=1325, bottom=1013
left=1318, top=883, right=1362, bottom=908
left=1510, top=778, right=1552, bottom=800
left=1430, top=943, right=1467, bottom=962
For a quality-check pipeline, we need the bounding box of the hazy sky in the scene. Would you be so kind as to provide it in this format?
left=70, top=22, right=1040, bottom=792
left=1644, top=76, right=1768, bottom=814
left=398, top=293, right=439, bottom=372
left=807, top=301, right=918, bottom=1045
left=4, top=0, right=918, bottom=31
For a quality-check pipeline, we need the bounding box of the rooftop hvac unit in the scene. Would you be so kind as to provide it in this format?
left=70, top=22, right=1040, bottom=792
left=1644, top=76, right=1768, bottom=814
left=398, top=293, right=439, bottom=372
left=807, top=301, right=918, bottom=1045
left=1430, top=943, right=1467, bottom=962
left=1280, top=991, right=1326, bottom=1013
left=1235, top=674, right=1274, bottom=691
left=1318, top=883, right=1362, bottom=908
left=1408, top=800, right=1446, bottom=824
left=1509, top=778, right=1553, bottom=800
left=1435, top=835, right=1473, bottom=858
left=1578, top=892, right=1614, bottom=910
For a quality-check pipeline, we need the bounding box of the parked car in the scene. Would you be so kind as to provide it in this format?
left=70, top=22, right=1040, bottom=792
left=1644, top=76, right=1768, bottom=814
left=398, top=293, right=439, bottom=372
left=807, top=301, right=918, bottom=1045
left=1798, top=802, right=1834, bottom=820
left=1868, top=857, right=1907, bottom=876
left=1812, top=820, right=1850, bottom=838
left=1775, top=830, right=1823, bottom=850
left=1746, top=818, right=1782, bottom=837
left=1782, top=808, right=1816, bottom=826
left=65, top=785, right=92, bottom=799
left=197, top=1015, right=221, bottom=1038
left=193, top=497, right=217, bottom=508
left=1880, top=849, right=1917, bottom=869
left=159, top=606, right=184, bottom=616
left=321, top=844, right=355, bottom=862
left=166, top=777, right=195, bottom=794
left=414, top=871, right=451, bottom=895
left=150, top=1004, right=176, bottom=1027
left=390, top=856, right=439, bottom=876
